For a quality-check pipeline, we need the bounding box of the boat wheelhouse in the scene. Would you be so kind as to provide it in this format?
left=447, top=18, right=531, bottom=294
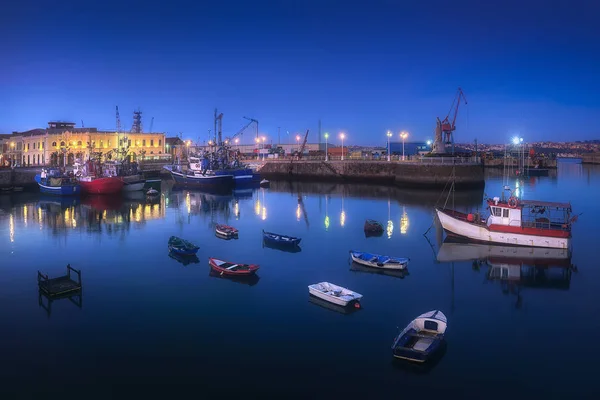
left=436, top=193, right=575, bottom=249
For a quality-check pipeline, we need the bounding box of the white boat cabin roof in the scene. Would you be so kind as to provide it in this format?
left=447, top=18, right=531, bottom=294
left=519, top=199, right=572, bottom=211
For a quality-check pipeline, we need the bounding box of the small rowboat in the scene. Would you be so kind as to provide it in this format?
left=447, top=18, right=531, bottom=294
left=215, top=224, right=239, bottom=238
left=209, top=257, right=259, bottom=276
left=308, top=282, right=362, bottom=308
left=392, top=310, right=447, bottom=363
left=350, top=250, right=409, bottom=270
left=260, top=179, right=270, bottom=188
left=168, top=236, right=200, bottom=256
left=262, top=229, right=301, bottom=246
left=147, top=188, right=159, bottom=196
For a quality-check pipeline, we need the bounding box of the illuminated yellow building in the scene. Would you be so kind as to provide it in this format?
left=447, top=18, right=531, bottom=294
left=2, top=121, right=166, bottom=166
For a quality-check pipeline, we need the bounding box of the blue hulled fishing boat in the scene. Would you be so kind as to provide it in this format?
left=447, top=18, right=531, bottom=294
left=34, top=168, right=81, bottom=196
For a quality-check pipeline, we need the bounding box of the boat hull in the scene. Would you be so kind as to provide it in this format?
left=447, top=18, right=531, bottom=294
left=166, top=168, right=234, bottom=188
left=168, top=245, right=199, bottom=256
left=121, top=178, right=146, bottom=192
left=435, top=208, right=571, bottom=249
left=350, top=252, right=408, bottom=270
left=209, top=258, right=259, bottom=276
left=215, top=168, right=261, bottom=187
left=307, top=283, right=362, bottom=307
left=35, top=175, right=81, bottom=196
left=79, top=177, right=124, bottom=195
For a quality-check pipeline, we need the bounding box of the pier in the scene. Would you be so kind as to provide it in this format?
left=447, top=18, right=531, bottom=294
left=582, top=152, right=600, bottom=164
left=259, top=158, right=485, bottom=189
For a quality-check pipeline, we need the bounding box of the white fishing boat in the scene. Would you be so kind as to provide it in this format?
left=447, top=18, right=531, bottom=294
left=308, top=282, right=362, bottom=307
left=436, top=190, right=576, bottom=249
left=350, top=250, right=409, bottom=270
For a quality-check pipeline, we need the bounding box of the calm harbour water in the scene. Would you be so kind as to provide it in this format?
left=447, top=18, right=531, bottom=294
left=1, top=159, right=599, bottom=398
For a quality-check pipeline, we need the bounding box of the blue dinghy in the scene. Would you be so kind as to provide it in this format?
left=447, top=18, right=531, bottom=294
left=168, top=236, right=200, bottom=256
left=349, top=250, right=409, bottom=270
left=262, top=230, right=301, bottom=247
left=392, top=310, right=447, bottom=363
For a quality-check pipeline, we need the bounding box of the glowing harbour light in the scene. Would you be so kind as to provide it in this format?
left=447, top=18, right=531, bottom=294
left=340, top=210, right=346, bottom=227
left=387, top=220, right=393, bottom=239
left=400, top=207, right=409, bottom=234
left=324, top=215, right=330, bottom=230
left=9, top=214, right=15, bottom=243
left=255, top=199, right=261, bottom=216
left=296, top=204, right=301, bottom=221
left=261, top=206, right=267, bottom=221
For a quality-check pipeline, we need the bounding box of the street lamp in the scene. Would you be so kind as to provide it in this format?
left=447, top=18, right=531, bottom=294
left=261, top=136, right=266, bottom=161
left=324, top=132, right=329, bottom=161
left=400, top=131, right=408, bottom=161
left=386, top=130, right=393, bottom=162
left=255, top=137, right=260, bottom=159
left=340, top=133, right=346, bottom=161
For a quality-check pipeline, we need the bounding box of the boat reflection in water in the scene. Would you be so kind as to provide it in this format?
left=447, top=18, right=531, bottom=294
left=262, top=239, right=302, bottom=253
left=168, top=252, right=200, bottom=266
left=391, top=341, right=448, bottom=375
left=208, top=270, right=260, bottom=286
left=308, top=294, right=360, bottom=315
left=31, top=193, right=166, bottom=237
left=349, top=262, right=410, bottom=280
left=437, top=237, right=575, bottom=307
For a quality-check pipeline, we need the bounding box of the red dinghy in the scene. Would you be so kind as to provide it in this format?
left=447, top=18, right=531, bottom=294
left=209, top=258, right=259, bottom=276
left=215, top=224, right=239, bottom=238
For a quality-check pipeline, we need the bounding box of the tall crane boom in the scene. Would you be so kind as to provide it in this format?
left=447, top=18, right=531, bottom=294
left=214, top=108, right=224, bottom=145
left=115, top=106, right=121, bottom=133
left=288, top=129, right=309, bottom=173
left=243, top=116, right=258, bottom=140
left=148, top=117, right=154, bottom=133
left=441, top=87, right=467, bottom=145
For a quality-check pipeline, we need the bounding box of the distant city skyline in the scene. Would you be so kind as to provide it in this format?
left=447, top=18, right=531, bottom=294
left=1, top=1, right=598, bottom=145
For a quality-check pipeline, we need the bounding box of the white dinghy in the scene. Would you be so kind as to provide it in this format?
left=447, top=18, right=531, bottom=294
left=308, top=282, right=363, bottom=308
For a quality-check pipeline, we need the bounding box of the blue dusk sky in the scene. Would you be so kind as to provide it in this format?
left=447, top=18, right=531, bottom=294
left=1, top=0, right=599, bottom=146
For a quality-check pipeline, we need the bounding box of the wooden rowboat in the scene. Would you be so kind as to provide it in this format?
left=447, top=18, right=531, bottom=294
left=209, top=257, right=259, bottom=276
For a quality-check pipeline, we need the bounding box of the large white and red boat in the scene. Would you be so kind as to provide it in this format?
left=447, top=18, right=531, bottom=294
left=74, top=160, right=124, bottom=195
left=436, top=192, right=575, bottom=249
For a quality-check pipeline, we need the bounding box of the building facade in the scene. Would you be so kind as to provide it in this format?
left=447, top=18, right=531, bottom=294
left=0, top=122, right=166, bottom=167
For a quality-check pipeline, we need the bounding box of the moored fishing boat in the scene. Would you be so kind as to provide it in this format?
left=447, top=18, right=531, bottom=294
left=168, top=236, right=199, bottom=256
left=392, top=310, right=447, bottom=363
left=436, top=190, right=576, bottom=249
left=209, top=257, right=259, bottom=276
left=349, top=250, right=409, bottom=270
left=35, top=168, right=81, bottom=196
left=163, top=156, right=234, bottom=188
left=74, top=160, right=124, bottom=195
left=308, top=282, right=362, bottom=308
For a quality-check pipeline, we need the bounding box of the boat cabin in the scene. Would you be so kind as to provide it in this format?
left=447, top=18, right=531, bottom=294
left=486, top=196, right=573, bottom=234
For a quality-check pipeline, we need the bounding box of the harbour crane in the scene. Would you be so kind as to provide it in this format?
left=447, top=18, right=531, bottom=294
left=148, top=117, right=154, bottom=133
left=288, top=129, right=309, bottom=174
left=435, top=87, right=467, bottom=154
left=243, top=116, right=259, bottom=140
left=225, top=116, right=258, bottom=145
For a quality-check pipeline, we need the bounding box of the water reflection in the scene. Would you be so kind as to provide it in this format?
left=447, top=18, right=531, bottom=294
left=169, top=252, right=200, bottom=266
left=267, top=180, right=485, bottom=209
left=308, top=294, right=360, bottom=315
left=38, top=289, right=83, bottom=317
left=208, top=270, right=260, bottom=286
left=350, top=262, right=410, bottom=279
left=436, top=238, right=575, bottom=308
left=2, top=192, right=166, bottom=241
